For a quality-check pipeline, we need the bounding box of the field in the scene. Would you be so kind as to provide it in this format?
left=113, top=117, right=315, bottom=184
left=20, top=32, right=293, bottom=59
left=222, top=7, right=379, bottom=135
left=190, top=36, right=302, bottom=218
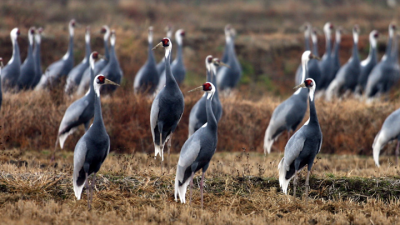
left=1, top=0, right=400, bottom=224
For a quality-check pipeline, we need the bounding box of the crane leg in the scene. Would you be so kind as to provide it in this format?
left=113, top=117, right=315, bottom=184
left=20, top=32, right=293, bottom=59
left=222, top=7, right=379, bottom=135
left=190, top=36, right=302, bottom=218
left=160, top=133, right=163, bottom=175
left=167, top=134, right=173, bottom=174
left=90, top=173, right=96, bottom=206
left=189, top=172, right=195, bottom=205
left=287, top=130, right=292, bottom=140
left=85, top=173, right=91, bottom=210
left=305, top=170, right=310, bottom=202
left=51, top=138, right=59, bottom=162
left=395, top=141, right=400, bottom=166
left=201, top=172, right=205, bottom=209
left=293, top=171, right=298, bottom=197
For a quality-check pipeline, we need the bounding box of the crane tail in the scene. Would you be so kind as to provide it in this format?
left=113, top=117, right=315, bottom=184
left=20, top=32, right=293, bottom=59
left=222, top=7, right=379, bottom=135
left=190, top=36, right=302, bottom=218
left=278, top=157, right=292, bottom=195
left=325, top=79, right=339, bottom=102
left=73, top=169, right=85, bottom=200
left=263, top=133, right=274, bottom=155
left=175, top=176, right=190, bottom=204
left=372, top=131, right=386, bottom=167
left=58, top=127, right=77, bottom=149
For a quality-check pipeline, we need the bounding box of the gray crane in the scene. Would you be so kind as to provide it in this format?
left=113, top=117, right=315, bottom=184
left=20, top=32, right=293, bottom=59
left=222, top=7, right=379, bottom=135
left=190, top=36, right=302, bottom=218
left=65, top=26, right=91, bottom=95
left=151, top=38, right=184, bottom=173
left=278, top=78, right=323, bottom=197
left=217, top=26, right=242, bottom=94
left=355, top=30, right=379, bottom=95
left=77, top=26, right=110, bottom=96
left=175, top=82, right=218, bottom=209
left=100, top=30, right=123, bottom=95
left=373, top=107, right=400, bottom=167
left=295, top=23, right=311, bottom=85
left=1, top=28, right=21, bottom=93
left=326, top=25, right=360, bottom=101
left=31, top=27, right=43, bottom=89
left=156, top=25, right=172, bottom=75
left=318, top=22, right=334, bottom=90
left=188, top=56, right=225, bottom=137
left=364, top=24, right=399, bottom=101
left=17, top=27, right=36, bottom=91
left=37, top=19, right=76, bottom=90
left=73, top=74, right=119, bottom=210
left=157, top=29, right=186, bottom=91
left=133, top=27, right=159, bottom=95
left=264, top=51, right=318, bottom=154
left=331, top=27, right=342, bottom=81
left=55, top=52, right=99, bottom=156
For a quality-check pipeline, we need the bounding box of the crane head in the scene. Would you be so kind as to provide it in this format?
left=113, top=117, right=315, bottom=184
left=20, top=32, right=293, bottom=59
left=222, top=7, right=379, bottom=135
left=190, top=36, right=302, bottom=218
left=70, top=19, right=76, bottom=27
left=101, top=25, right=109, bottom=34
left=29, top=27, right=36, bottom=35
left=37, top=27, right=43, bottom=34
left=213, top=58, right=230, bottom=68
left=294, top=78, right=315, bottom=90
left=95, top=75, right=119, bottom=86
left=153, top=38, right=170, bottom=50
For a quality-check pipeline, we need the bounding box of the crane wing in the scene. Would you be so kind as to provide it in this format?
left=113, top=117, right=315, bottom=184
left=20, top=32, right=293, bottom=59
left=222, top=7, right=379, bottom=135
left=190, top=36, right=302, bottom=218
left=58, top=97, right=90, bottom=134
left=176, top=134, right=202, bottom=183
left=73, top=137, right=88, bottom=199
left=283, top=130, right=306, bottom=169
left=150, top=94, right=160, bottom=141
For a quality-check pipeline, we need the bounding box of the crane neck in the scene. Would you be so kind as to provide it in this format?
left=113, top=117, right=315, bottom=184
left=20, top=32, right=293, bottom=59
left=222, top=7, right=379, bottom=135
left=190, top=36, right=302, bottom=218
left=304, top=35, right=310, bottom=51
left=206, top=92, right=217, bottom=132
left=10, top=35, right=21, bottom=65
left=294, top=59, right=308, bottom=95
left=385, top=34, right=393, bottom=60
left=352, top=37, right=359, bottom=61
left=391, top=34, right=398, bottom=61
left=311, top=36, right=319, bottom=57
left=83, top=34, right=91, bottom=64
left=93, top=82, right=105, bottom=129
left=148, top=39, right=156, bottom=64
left=325, top=32, right=332, bottom=54
left=308, top=87, right=319, bottom=125
left=210, top=65, right=220, bottom=101
left=165, top=51, right=178, bottom=87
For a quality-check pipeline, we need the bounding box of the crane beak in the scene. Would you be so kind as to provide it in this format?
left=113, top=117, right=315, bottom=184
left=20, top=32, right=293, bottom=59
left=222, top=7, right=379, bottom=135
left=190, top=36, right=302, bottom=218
left=152, top=42, right=162, bottom=50
left=188, top=86, right=203, bottom=93
left=98, top=54, right=107, bottom=60
left=105, top=79, right=120, bottom=86
left=293, top=83, right=306, bottom=90
left=311, top=55, right=321, bottom=61
left=220, top=62, right=230, bottom=68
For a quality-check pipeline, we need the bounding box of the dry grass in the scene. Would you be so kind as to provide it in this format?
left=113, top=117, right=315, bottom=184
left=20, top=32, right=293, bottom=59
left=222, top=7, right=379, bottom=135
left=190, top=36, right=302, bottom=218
left=1, top=150, right=400, bottom=224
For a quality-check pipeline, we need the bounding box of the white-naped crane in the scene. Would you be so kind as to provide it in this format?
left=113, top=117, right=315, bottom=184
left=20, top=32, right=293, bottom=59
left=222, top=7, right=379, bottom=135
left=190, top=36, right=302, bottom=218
left=175, top=82, right=218, bottom=209
left=17, top=27, right=36, bottom=91
left=151, top=38, right=184, bottom=173
left=264, top=51, right=319, bottom=154
left=278, top=78, right=322, bottom=198
left=73, top=74, right=119, bottom=210
left=1, top=28, right=21, bottom=93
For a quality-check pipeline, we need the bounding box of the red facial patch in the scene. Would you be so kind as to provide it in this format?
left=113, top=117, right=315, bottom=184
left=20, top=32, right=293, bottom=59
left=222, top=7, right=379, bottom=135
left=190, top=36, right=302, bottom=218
left=162, top=38, right=169, bottom=47
left=101, top=27, right=107, bottom=33
left=30, top=29, right=35, bottom=34
left=392, top=24, right=396, bottom=30
left=305, top=79, right=313, bottom=87
left=71, top=20, right=76, bottom=27
left=202, top=83, right=212, bottom=91
left=373, top=32, right=379, bottom=38
left=97, top=75, right=105, bottom=84
left=16, top=30, right=20, bottom=35
left=181, top=31, right=185, bottom=36
left=38, top=28, right=43, bottom=33
left=207, top=56, right=213, bottom=63
left=92, top=52, right=99, bottom=59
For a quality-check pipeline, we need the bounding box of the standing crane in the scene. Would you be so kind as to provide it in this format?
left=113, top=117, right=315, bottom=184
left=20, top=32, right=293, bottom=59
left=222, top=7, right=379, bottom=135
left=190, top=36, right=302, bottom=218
left=1, top=28, right=21, bottom=93
left=151, top=38, right=184, bottom=173
left=264, top=51, right=318, bottom=154
left=73, top=74, right=119, bottom=209
left=278, top=78, right=323, bottom=197
left=133, top=26, right=160, bottom=95
left=17, top=27, right=36, bottom=91
left=175, top=82, right=218, bottom=209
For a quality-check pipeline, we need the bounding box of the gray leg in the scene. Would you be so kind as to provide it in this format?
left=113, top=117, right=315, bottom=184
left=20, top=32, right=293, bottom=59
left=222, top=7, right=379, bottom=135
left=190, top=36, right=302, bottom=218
left=396, top=141, right=400, bottom=166
left=189, top=172, right=195, bottom=205
left=90, top=173, right=96, bottom=205
left=160, top=133, right=163, bottom=175
left=201, top=172, right=205, bottom=209
left=305, top=170, right=310, bottom=202
left=84, top=121, right=90, bottom=131
left=51, top=138, right=59, bottom=162
left=293, top=171, right=298, bottom=197
left=85, top=173, right=91, bottom=210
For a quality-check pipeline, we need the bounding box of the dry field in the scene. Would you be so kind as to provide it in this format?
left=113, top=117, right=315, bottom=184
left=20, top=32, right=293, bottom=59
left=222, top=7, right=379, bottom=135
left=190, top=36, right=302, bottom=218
left=0, top=149, right=400, bottom=224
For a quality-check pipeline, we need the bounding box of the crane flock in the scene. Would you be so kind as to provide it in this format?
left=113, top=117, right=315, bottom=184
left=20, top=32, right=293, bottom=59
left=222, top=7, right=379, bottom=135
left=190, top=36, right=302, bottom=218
left=1, top=19, right=400, bottom=209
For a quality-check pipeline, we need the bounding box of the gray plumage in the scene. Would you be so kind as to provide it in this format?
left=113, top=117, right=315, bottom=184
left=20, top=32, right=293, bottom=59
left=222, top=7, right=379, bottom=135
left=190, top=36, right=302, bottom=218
left=1, top=28, right=21, bottom=93
left=39, top=19, right=76, bottom=89
left=295, top=23, right=311, bottom=85
left=65, top=27, right=91, bottom=95
left=218, top=25, right=231, bottom=73
left=133, top=27, right=159, bottom=95
left=264, top=51, right=315, bottom=154
left=17, top=27, right=36, bottom=91
left=355, top=30, right=379, bottom=95
left=318, top=22, right=335, bottom=90
left=73, top=74, right=119, bottom=209
left=278, top=78, right=322, bottom=196
left=175, top=82, right=218, bottom=208
left=157, top=29, right=186, bottom=91
left=56, top=52, right=99, bottom=149
left=326, top=25, right=360, bottom=101
left=100, top=30, right=123, bottom=95
left=31, top=27, right=43, bottom=89
left=188, top=56, right=223, bottom=137
left=151, top=38, right=184, bottom=161
left=373, top=108, right=400, bottom=167
left=331, top=28, right=342, bottom=82
left=364, top=24, right=399, bottom=100
left=217, top=27, right=242, bottom=93
left=77, top=26, right=110, bottom=96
